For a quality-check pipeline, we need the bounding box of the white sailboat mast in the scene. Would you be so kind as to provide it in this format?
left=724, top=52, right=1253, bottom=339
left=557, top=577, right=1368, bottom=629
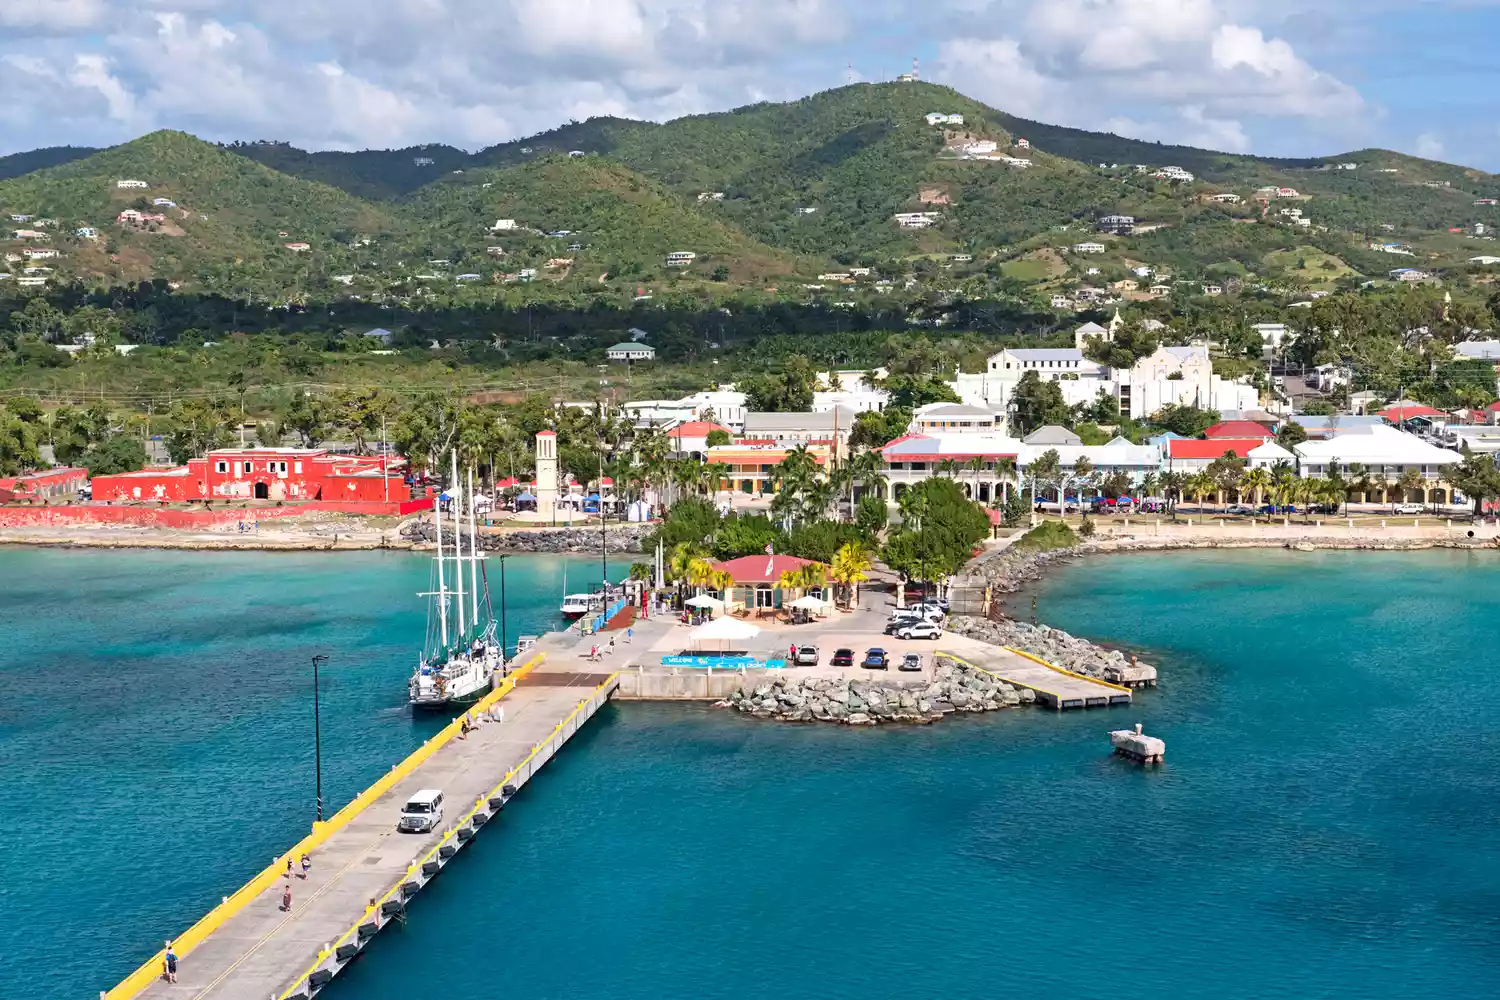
left=435, top=468, right=448, bottom=649
left=467, top=466, right=481, bottom=626
left=451, top=450, right=467, bottom=641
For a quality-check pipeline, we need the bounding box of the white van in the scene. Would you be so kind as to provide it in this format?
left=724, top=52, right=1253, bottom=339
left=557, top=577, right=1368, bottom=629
left=398, top=789, right=444, bottom=833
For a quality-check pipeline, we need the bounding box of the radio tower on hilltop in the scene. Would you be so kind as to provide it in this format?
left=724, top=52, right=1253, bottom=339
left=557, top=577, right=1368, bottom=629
left=913, top=56, right=920, bottom=81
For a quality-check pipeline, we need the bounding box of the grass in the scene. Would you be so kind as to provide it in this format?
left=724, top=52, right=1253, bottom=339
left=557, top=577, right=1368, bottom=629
left=1012, top=519, right=1078, bottom=551
left=1262, top=245, right=1359, bottom=285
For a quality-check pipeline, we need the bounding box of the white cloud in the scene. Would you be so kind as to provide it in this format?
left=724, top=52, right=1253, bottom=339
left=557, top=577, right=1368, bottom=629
left=0, top=0, right=106, bottom=32
left=1414, top=132, right=1445, bottom=160
left=936, top=0, right=1366, bottom=152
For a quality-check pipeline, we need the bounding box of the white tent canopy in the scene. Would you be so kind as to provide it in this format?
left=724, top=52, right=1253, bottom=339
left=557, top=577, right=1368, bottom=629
left=688, top=616, right=760, bottom=651
left=685, top=595, right=724, bottom=610
left=788, top=595, right=830, bottom=611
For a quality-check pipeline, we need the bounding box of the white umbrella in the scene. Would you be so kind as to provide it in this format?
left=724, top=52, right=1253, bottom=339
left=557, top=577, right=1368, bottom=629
left=788, top=595, right=828, bottom=611
left=685, top=595, right=724, bottom=610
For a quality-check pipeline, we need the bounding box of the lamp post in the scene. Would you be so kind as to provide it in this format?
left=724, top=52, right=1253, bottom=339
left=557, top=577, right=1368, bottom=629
left=499, top=555, right=509, bottom=673
left=311, top=654, right=328, bottom=823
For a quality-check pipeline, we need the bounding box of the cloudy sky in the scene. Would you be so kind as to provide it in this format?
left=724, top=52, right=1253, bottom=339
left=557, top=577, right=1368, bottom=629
left=2, top=0, right=1497, bottom=168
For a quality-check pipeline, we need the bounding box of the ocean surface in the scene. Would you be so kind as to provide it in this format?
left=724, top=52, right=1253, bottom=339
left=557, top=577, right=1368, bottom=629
left=0, top=547, right=607, bottom=998
left=5, top=548, right=1500, bottom=999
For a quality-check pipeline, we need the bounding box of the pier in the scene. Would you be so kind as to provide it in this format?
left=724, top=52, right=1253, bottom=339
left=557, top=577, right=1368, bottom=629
left=938, top=646, right=1133, bottom=710
left=114, top=649, right=619, bottom=1000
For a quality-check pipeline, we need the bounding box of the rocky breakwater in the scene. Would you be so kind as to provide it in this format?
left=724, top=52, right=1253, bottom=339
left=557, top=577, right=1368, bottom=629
left=945, top=615, right=1150, bottom=682
left=719, top=659, right=1035, bottom=725
left=400, top=518, right=651, bottom=553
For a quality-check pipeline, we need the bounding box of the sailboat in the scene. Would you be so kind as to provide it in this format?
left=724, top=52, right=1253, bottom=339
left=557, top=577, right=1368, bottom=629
left=409, top=454, right=504, bottom=711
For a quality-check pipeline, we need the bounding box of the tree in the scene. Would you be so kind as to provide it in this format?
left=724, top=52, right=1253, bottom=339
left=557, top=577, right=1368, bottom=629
left=51, top=404, right=113, bottom=466
left=880, top=374, right=961, bottom=409
left=0, top=404, right=42, bottom=475
left=1301, top=399, right=1336, bottom=416
left=783, top=518, right=863, bottom=564
left=1448, top=448, right=1500, bottom=516
left=742, top=355, right=816, bottom=412
left=828, top=541, right=872, bottom=609
left=646, top=497, right=721, bottom=552
left=80, top=435, right=148, bottom=476
left=1151, top=404, right=1219, bottom=438
left=1009, top=370, right=1071, bottom=435
left=1276, top=421, right=1308, bottom=448
left=713, top=512, right=778, bottom=559
left=1397, top=468, right=1424, bottom=506
left=1026, top=448, right=1063, bottom=501
left=1082, top=317, right=1159, bottom=369
left=162, top=398, right=234, bottom=464
left=855, top=493, right=888, bottom=541
left=705, top=428, right=731, bottom=447
left=1241, top=467, right=1272, bottom=507
left=1206, top=450, right=1248, bottom=507
left=881, top=478, right=990, bottom=590
left=281, top=392, right=334, bottom=448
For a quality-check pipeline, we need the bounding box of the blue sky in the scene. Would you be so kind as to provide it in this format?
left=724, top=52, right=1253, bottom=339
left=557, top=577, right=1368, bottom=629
left=1, top=0, right=1496, bottom=169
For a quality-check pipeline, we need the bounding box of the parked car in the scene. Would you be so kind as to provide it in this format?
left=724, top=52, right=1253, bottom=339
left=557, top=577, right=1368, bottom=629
left=899, top=653, right=922, bottom=672
left=1259, top=504, right=1298, bottom=515
left=884, top=617, right=918, bottom=635
left=1394, top=503, right=1424, bottom=515
left=793, top=646, right=819, bottom=666
left=862, top=648, right=889, bottom=670
left=896, top=621, right=942, bottom=640
left=1226, top=504, right=1256, bottom=515
left=830, top=648, right=854, bottom=667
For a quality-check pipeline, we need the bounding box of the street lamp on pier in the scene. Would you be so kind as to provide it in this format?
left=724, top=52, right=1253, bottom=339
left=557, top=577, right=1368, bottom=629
left=311, top=654, right=328, bottom=823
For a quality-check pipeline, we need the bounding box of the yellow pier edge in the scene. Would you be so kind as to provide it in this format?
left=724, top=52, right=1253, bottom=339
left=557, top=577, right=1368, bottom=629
left=276, top=671, right=621, bottom=999
left=103, top=652, right=547, bottom=1000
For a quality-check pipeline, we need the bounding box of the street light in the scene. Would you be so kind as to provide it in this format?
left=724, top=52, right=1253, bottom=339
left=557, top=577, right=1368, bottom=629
left=498, top=554, right=509, bottom=674
left=311, top=654, right=328, bottom=823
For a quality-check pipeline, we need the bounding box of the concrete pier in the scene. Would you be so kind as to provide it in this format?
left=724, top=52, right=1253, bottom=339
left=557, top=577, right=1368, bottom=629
left=939, top=647, right=1132, bottom=710
left=119, top=653, right=618, bottom=1000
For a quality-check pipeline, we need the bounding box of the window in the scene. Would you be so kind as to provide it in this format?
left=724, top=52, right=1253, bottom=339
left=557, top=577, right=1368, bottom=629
left=293, top=461, right=302, bottom=474
left=215, top=461, right=227, bottom=474
left=242, top=462, right=252, bottom=474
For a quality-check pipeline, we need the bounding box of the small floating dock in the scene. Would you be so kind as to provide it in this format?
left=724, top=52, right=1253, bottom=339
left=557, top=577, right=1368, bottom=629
left=1110, top=723, right=1165, bottom=764
left=938, top=646, right=1133, bottom=710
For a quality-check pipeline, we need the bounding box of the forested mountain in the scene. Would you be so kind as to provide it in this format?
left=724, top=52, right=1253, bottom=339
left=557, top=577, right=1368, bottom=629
left=0, top=146, right=98, bottom=182
left=2, top=83, right=1497, bottom=302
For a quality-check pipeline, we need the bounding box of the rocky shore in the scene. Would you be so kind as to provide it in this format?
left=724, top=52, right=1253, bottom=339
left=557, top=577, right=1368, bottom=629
left=400, top=518, right=651, bottom=553
left=719, top=658, right=1034, bottom=724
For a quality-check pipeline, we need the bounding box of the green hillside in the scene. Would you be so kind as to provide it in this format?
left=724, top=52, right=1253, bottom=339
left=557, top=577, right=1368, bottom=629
left=402, top=155, right=810, bottom=283
left=228, top=141, right=473, bottom=199
left=0, top=131, right=409, bottom=293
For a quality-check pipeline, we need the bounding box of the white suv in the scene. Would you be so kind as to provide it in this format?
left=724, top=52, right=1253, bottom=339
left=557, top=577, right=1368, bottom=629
left=896, top=621, right=942, bottom=640
left=1394, top=503, right=1424, bottom=515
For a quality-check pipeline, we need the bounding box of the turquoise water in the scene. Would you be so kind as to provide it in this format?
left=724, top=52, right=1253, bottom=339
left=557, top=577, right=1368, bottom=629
left=0, top=548, right=603, bottom=999
left=7, top=549, right=1500, bottom=998
left=328, top=549, right=1500, bottom=1000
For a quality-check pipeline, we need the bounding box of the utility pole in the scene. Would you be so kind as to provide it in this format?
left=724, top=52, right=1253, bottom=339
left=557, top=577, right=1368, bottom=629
left=311, top=654, right=328, bottom=823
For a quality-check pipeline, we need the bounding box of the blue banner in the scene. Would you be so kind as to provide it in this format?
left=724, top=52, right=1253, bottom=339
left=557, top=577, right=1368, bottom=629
left=662, top=656, right=787, bottom=669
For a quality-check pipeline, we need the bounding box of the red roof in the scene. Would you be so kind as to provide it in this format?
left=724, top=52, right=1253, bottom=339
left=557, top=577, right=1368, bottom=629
left=1203, top=420, right=1271, bottom=439
left=1379, top=403, right=1443, bottom=422
left=1484, top=401, right=1500, bottom=413
left=711, top=553, right=823, bottom=584
left=536, top=430, right=556, bottom=437
left=1167, top=439, right=1265, bottom=460
left=671, top=421, right=730, bottom=437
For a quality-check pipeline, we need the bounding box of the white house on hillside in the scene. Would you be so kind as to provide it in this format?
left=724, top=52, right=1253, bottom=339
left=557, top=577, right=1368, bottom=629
left=606, top=343, right=656, bottom=362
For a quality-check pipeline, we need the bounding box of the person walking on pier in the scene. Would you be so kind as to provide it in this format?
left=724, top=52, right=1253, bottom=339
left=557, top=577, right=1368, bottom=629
left=163, top=942, right=178, bottom=983
left=300, top=854, right=311, bottom=879
left=282, top=884, right=293, bottom=912
left=285, top=857, right=293, bottom=880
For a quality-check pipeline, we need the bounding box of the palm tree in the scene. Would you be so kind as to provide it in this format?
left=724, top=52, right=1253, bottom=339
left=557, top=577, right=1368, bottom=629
left=1186, top=471, right=1215, bottom=511
left=1242, top=467, right=1273, bottom=508
left=668, top=542, right=709, bottom=603
left=1160, top=470, right=1185, bottom=516
left=829, top=541, right=872, bottom=610
left=1398, top=467, right=1424, bottom=507
left=994, top=457, right=1017, bottom=505
left=851, top=448, right=888, bottom=505
left=965, top=456, right=985, bottom=501
left=709, top=568, right=738, bottom=605
left=1139, top=472, right=1160, bottom=505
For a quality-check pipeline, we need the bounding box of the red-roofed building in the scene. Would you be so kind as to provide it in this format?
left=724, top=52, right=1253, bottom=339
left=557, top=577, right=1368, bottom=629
left=710, top=553, right=828, bottom=611
left=0, top=466, right=88, bottom=502
left=1378, top=402, right=1444, bottom=425
left=1164, top=438, right=1265, bottom=471
left=1203, top=420, right=1272, bottom=440
left=668, top=420, right=732, bottom=457
left=90, top=447, right=413, bottom=504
